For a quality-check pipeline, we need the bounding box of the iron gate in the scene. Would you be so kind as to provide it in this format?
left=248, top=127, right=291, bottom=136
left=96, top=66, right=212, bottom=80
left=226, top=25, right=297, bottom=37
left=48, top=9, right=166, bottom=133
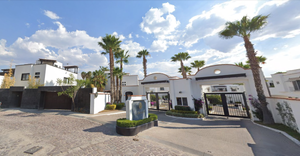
left=204, top=92, right=250, bottom=118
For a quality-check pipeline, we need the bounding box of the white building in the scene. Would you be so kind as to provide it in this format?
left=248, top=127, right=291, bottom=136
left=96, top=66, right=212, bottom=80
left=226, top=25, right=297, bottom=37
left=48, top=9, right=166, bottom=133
left=1, top=59, right=78, bottom=87
left=266, top=69, right=300, bottom=98
left=116, top=64, right=269, bottom=114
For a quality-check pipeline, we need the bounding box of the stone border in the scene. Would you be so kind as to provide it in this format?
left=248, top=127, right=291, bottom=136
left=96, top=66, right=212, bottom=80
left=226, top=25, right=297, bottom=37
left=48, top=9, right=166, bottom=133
left=116, top=120, right=158, bottom=136
left=165, top=114, right=204, bottom=120
left=252, top=121, right=300, bottom=147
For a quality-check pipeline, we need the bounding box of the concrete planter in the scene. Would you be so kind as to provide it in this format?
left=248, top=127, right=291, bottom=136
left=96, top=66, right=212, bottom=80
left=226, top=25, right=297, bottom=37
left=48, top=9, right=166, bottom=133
left=116, top=120, right=158, bottom=136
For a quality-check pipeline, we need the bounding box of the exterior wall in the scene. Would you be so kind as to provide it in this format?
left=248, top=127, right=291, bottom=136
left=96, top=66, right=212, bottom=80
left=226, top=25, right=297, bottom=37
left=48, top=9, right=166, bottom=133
left=14, top=64, right=47, bottom=87
left=142, top=73, right=170, bottom=82
left=0, top=89, right=9, bottom=107
left=267, top=97, right=300, bottom=133
left=122, top=75, right=138, bottom=86
left=0, top=75, right=4, bottom=86
left=44, top=65, right=77, bottom=86
left=170, top=79, right=194, bottom=110
left=90, top=92, right=111, bottom=114
left=20, top=89, right=40, bottom=109
left=122, top=86, right=139, bottom=102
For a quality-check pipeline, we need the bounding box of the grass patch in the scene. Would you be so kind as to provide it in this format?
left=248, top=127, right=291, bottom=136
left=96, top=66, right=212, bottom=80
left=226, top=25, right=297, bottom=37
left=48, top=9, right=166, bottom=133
left=255, top=121, right=300, bottom=141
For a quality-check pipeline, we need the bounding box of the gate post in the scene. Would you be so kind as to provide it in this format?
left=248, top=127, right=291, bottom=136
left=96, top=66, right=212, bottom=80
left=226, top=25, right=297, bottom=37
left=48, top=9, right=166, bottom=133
left=221, top=94, right=229, bottom=116
left=156, top=93, right=159, bottom=110
left=242, top=92, right=250, bottom=118
left=204, top=93, right=210, bottom=115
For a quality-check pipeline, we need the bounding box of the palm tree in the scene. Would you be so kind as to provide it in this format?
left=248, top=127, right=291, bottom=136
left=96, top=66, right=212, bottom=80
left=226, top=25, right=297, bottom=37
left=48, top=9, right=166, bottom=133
left=113, top=67, right=122, bottom=103
left=136, top=49, right=150, bottom=78
left=235, top=62, right=250, bottom=69
left=115, top=49, right=130, bottom=102
left=81, top=72, right=87, bottom=80
left=171, top=52, right=191, bottom=78
left=98, top=34, right=122, bottom=103
left=219, top=15, right=274, bottom=124
left=246, top=56, right=267, bottom=66
left=191, top=60, right=205, bottom=72
left=92, top=69, right=107, bottom=92
left=178, top=66, right=192, bottom=75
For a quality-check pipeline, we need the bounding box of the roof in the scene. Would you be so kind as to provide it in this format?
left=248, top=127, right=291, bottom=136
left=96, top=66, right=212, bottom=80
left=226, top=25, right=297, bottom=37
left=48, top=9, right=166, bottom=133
left=64, top=65, right=79, bottom=68
left=39, top=58, right=57, bottom=62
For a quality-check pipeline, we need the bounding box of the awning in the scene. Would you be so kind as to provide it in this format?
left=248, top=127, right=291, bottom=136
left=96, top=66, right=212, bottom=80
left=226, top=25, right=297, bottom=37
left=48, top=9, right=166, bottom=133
left=196, top=73, right=246, bottom=81
left=287, top=77, right=300, bottom=82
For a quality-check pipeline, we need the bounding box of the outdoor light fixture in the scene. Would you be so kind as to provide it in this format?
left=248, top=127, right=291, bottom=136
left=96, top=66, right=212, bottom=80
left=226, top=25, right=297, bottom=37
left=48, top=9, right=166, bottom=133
left=179, top=91, right=182, bottom=94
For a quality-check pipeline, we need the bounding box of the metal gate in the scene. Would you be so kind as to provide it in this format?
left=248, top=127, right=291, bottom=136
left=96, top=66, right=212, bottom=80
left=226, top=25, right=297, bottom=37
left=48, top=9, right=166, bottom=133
left=204, top=92, right=250, bottom=118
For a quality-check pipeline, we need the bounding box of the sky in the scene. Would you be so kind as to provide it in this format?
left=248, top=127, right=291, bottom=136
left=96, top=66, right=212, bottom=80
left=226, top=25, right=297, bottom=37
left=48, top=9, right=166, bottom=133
left=0, top=0, right=300, bottom=79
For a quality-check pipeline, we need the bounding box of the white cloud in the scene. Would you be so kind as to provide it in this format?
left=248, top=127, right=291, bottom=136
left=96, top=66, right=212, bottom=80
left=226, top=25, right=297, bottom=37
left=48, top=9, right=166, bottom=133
left=0, top=21, right=108, bottom=72
left=128, top=33, right=132, bottom=38
left=136, top=34, right=139, bottom=38
left=25, top=23, right=30, bottom=28
left=120, top=40, right=145, bottom=57
left=112, top=32, right=125, bottom=40
left=140, top=2, right=180, bottom=52
left=44, top=10, right=60, bottom=20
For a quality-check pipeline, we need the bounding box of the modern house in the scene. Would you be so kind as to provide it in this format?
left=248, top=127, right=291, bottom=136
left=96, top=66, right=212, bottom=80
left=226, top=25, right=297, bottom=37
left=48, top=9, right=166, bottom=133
left=0, top=59, right=79, bottom=87
left=266, top=68, right=300, bottom=98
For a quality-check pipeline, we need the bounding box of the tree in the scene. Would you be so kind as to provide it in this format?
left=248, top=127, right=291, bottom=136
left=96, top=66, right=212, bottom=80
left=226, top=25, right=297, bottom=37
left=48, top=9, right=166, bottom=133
left=235, top=62, right=250, bottom=69
left=246, top=56, right=267, bottom=66
left=191, top=60, right=205, bottom=72
left=0, top=64, right=15, bottom=89
left=98, top=34, right=122, bottom=103
left=113, top=67, right=122, bottom=103
left=219, top=15, right=274, bottom=124
left=178, top=66, right=192, bottom=75
left=81, top=72, right=87, bottom=80
left=115, top=49, right=129, bottom=102
left=92, top=68, right=107, bottom=92
left=27, top=75, right=44, bottom=89
left=57, top=74, right=85, bottom=111
left=171, top=52, right=191, bottom=78
left=136, top=49, right=150, bottom=78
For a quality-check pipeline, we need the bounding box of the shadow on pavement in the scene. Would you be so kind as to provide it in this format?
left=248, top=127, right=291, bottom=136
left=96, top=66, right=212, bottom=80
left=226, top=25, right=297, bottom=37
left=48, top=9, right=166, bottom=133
left=83, top=121, right=121, bottom=136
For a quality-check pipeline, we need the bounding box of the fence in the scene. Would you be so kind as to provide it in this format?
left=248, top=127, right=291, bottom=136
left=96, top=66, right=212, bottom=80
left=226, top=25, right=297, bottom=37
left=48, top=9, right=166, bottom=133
left=90, top=92, right=111, bottom=114
left=266, top=97, right=300, bottom=133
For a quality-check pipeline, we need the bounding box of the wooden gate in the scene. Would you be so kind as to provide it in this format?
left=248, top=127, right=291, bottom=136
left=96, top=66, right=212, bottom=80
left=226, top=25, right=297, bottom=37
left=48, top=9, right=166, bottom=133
left=44, top=92, right=72, bottom=109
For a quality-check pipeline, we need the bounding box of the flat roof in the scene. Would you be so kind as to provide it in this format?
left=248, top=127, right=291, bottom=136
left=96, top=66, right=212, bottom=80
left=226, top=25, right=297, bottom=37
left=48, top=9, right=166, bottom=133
left=39, top=58, right=57, bottom=62
left=64, top=65, right=79, bottom=68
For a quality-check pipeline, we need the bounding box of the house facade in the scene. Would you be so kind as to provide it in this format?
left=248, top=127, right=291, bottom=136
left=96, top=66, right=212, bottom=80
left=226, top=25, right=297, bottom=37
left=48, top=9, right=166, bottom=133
left=266, top=69, right=300, bottom=98
left=1, top=59, right=78, bottom=87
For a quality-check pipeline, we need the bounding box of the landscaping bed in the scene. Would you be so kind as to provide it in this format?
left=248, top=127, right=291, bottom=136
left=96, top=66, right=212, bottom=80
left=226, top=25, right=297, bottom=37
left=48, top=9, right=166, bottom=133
left=116, top=113, right=158, bottom=136
left=166, top=106, right=204, bottom=118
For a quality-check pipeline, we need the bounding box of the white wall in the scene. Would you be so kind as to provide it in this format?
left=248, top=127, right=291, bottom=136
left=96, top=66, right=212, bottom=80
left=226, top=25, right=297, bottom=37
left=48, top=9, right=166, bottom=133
left=90, top=92, right=111, bottom=114
left=170, top=79, right=194, bottom=109
left=0, top=75, right=4, bottom=86
left=122, top=75, right=138, bottom=85
left=122, top=86, right=139, bottom=102
left=44, top=65, right=77, bottom=86
left=14, top=64, right=47, bottom=87
left=267, top=97, right=300, bottom=133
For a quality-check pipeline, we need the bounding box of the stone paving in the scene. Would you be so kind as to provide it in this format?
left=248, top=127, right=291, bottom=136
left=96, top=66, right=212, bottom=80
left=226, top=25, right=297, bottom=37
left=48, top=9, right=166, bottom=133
left=0, top=111, right=189, bottom=156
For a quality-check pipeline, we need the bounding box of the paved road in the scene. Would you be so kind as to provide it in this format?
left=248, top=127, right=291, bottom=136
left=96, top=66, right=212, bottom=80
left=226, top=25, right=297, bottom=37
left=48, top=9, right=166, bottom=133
left=1, top=108, right=300, bottom=156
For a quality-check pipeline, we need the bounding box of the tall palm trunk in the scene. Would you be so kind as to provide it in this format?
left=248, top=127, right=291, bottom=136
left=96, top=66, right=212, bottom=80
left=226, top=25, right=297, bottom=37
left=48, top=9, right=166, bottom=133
left=143, top=55, right=147, bottom=78
left=119, top=59, right=123, bottom=102
left=180, top=60, right=187, bottom=78
left=116, top=76, right=119, bottom=103
left=243, top=37, right=274, bottom=124
left=109, top=48, right=115, bottom=103
left=197, top=68, right=200, bottom=72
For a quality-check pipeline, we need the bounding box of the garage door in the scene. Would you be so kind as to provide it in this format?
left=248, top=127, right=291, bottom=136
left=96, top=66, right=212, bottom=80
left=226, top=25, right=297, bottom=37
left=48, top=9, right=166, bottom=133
left=44, top=92, right=72, bottom=109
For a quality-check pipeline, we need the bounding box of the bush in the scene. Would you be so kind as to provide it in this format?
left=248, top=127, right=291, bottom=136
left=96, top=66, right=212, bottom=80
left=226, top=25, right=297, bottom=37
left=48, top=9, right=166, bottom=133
left=166, top=111, right=204, bottom=118
left=175, top=105, right=191, bottom=111
left=116, top=104, right=124, bottom=110
left=206, top=94, right=222, bottom=104
left=208, top=105, right=213, bottom=110
left=170, top=110, right=197, bottom=114
left=106, top=102, right=111, bottom=105
left=105, top=104, right=116, bottom=110
left=116, top=113, right=158, bottom=128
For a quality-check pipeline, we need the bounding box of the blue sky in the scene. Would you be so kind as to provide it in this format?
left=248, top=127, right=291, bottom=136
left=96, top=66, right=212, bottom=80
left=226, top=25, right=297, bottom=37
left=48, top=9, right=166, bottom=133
left=1, top=0, right=300, bottom=79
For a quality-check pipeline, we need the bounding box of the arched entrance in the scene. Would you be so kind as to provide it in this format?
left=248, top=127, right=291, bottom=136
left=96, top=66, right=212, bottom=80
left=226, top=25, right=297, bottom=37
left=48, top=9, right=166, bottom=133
left=125, top=91, right=133, bottom=100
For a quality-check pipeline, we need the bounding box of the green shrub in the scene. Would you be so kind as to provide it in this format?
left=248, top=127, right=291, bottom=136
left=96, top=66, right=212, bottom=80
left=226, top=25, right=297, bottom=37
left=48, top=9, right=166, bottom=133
left=170, top=110, right=197, bottom=114
left=116, top=113, right=158, bottom=128
left=120, top=103, right=125, bottom=107
left=208, top=105, right=213, bottom=110
left=175, top=105, right=191, bottom=111
left=105, top=104, right=116, bottom=110
left=116, top=103, right=124, bottom=110
left=166, top=111, right=204, bottom=118
left=206, top=95, right=222, bottom=104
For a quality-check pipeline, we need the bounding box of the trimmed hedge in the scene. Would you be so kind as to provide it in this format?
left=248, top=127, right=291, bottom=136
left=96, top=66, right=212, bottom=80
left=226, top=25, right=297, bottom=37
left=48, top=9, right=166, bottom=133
left=166, top=111, right=204, bottom=118
left=117, top=113, right=158, bottom=128
left=170, top=110, right=197, bottom=114
left=175, top=105, right=191, bottom=111
left=105, top=104, right=116, bottom=110
left=116, top=103, right=125, bottom=110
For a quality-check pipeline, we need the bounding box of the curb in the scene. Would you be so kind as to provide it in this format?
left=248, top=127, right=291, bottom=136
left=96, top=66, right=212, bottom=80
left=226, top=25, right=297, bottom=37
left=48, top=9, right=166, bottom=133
left=252, top=121, right=300, bottom=147
left=165, top=114, right=204, bottom=120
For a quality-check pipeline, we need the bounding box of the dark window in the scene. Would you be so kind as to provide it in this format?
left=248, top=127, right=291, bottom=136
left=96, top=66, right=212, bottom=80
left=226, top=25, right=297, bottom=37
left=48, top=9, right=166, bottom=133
left=63, top=77, right=69, bottom=84
left=276, top=81, right=280, bottom=84
left=21, top=73, right=30, bottom=81
left=293, top=80, right=300, bottom=91
left=182, top=98, right=188, bottom=106
left=35, top=76, right=40, bottom=78
left=176, top=97, right=182, bottom=105
left=269, top=83, right=275, bottom=87
left=122, top=82, right=126, bottom=86
left=160, top=87, right=164, bottom=91
left=35, top=72, right=40, bottom=75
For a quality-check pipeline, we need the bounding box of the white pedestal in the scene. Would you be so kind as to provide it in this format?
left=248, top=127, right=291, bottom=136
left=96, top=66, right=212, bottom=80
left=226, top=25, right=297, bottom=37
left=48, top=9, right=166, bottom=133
left=126, top=95, right=149, bottom=120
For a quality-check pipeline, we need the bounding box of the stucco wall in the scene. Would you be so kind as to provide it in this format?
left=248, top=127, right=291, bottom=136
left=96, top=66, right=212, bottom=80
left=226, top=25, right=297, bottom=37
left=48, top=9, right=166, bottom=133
left=14, top=64, right=47, bottom=87
left=90, top=92, right=111, bottom=114
left=0, top=75, right=4, bottom=87
left=170, top=79, right=194, bottom=109
left=44, top=65, right=77, bottom=86
left=122, top=75, right=138, bottom=85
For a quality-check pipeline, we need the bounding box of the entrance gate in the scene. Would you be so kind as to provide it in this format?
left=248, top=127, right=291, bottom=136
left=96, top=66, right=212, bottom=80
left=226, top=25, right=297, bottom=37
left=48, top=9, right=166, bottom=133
left=204, top=92, right=250, bottom=118
left=146, top=92, right=170, bottom=111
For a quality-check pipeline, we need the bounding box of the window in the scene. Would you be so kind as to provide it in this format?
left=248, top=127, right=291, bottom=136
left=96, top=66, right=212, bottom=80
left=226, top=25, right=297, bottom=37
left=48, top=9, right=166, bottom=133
left=122, top=82, right=126, bottom=86
left=276, top=81, right=280, bottom=84
left=21, top=73, right=30, bottom=81
left=269, top=83, right=275, bottom=88
left=63, top=77, right=69, bottom=84
left=292, top=80, right=300, bottom=91
left=160, top=87, right=164, bottom=91
left=176, top=97, right=188, bottom=106
left=35, top=72, right=40, bottom=79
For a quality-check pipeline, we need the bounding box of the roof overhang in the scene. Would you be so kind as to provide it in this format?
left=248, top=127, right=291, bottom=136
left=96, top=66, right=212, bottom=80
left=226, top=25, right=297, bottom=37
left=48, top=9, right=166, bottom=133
left=196, top=73, right=246, bottom=81
left=287, top=77, right=300, bottom=82
left=141, top=80, right=169, bottom=85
